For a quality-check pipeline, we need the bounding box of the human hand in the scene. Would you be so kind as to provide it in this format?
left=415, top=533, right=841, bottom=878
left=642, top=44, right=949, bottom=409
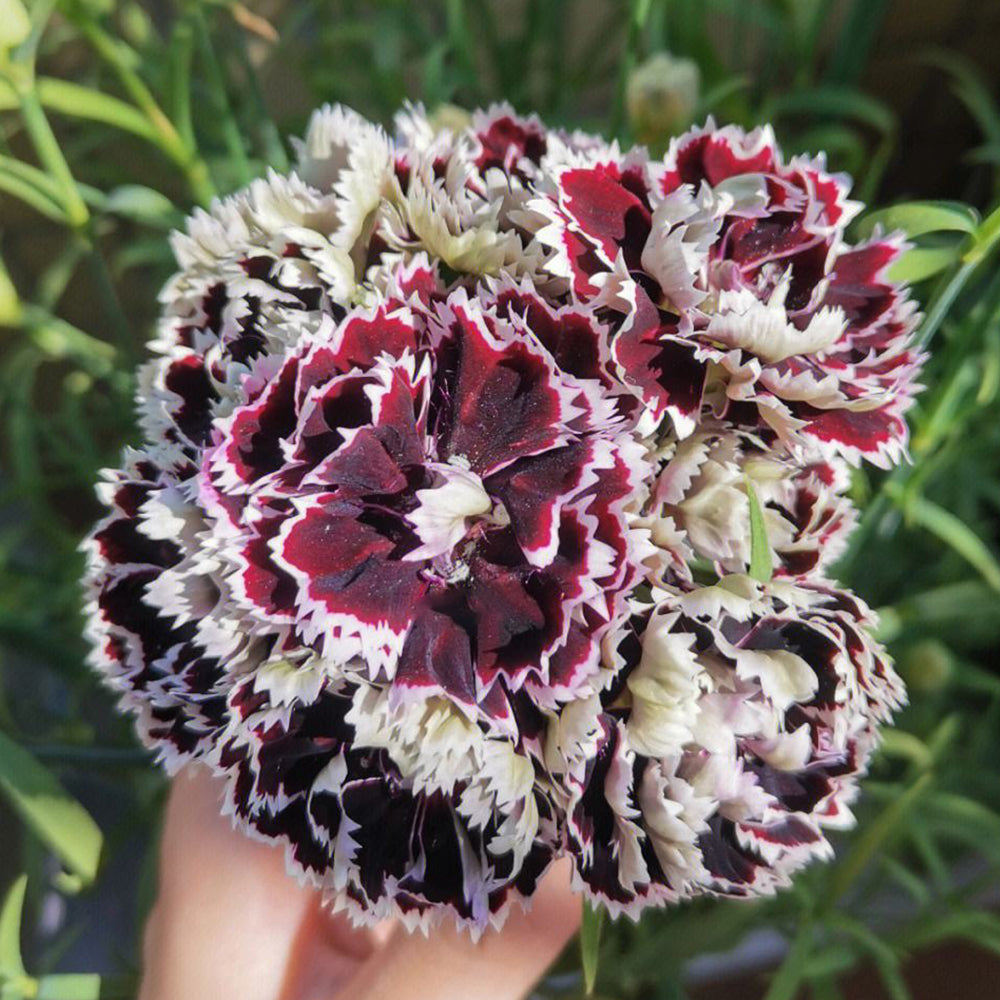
left=139, top=767, right=581, bottom=1000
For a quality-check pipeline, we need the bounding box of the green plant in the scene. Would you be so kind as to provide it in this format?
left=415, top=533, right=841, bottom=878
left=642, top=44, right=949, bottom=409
left=2, top=2, right=1000, bottom=997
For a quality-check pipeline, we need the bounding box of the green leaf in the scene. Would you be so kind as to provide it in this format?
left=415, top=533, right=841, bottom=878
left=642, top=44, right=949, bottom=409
left=103, top=185, right=184, bottom=229
left=901, top=911, right=1000, bottom=957
left=0, top=254, right=21, bottom=327
left=856, top=200, right=980, bottom=241
left=20, top=306, right=117, bottom=378
left=887, top=484, right=1000, bottom=592
left=745, top=477, right=773, bottom=583
left=920, top=49, right=1000, bottom=146
left=966, top=201, right=1000, bottom=266
left=830, top=772, right=934, bottom=902
left=877, top=730, right=933, bottom=770
left=0, top=156, right=68, bottom=223
left=695, top=75, right=750, bottom=117
left=926, top=793, right=1000, bottom=840
left=763, top=922, right=814, bottom=1000
left=35, top=975, right=102, bottom=1000
left=880, top=857, right=932, bottom=908
left=895, top=580, right=1000, bottom=642
left=0, top=729, right=103, bottom=884
left=580, top=900, right=604, bottom=995
left=889, top=242, right=964, bottom=284
left=0, top=876, right=27, bottom=977
left=829, top=915, right=909, bottom=1000
left=0, top=78, right=160, bottom=146
left=34, top=78, right=160, bottom=145
left=0, top=0, right=31, bottom=50
left=769, top=86, right=896, bottom=134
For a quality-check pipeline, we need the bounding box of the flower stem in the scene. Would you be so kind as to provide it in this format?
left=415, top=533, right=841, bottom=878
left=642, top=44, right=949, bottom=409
left=611, top=0, right=653, bottom=140
left=66, top=6, right=216, bottom=205
left=189, top=4, right=253, bottom=187
left=14, top=83, right=90, bottom=228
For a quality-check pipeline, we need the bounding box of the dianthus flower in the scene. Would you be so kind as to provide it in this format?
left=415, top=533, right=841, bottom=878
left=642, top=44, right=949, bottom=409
left=85, top=104, right=919, bottom=932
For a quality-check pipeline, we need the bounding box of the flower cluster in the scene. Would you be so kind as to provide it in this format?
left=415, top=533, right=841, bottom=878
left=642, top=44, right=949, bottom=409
left=84, top=104, right=919, bottom=932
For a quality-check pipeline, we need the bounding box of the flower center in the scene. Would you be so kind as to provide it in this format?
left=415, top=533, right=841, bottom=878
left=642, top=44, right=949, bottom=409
left=404, top=462, right=499, bottom=565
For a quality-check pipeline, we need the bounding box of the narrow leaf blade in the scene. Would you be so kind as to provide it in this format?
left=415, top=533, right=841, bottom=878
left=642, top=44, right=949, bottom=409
left=0, top=730, right=103, bottom=884
left=745, top=477, right=773, bottom=583
left=0, top=875, right=27, bottom=977
left=889, top=487, right=1000, bottom=592
left=580, top=900, right=604, bottom=995
left=35, top=975, right=103, bottom=1000
left=889, top=244, right=964, bottom=284
left=856, top=200, right=980, bottom=241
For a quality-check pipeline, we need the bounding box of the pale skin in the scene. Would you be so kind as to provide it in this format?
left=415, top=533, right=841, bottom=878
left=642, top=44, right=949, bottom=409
left=139, top=767, right=582, bottom=1000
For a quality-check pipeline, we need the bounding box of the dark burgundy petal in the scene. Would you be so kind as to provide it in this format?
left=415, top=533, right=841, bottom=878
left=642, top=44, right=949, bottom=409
left=312, top=428, right=409, bottom=495
left=613, top=317, right=706, bottom=427
left=492, top=287, right=611, bottom=386
left=468, top=559, right=547, bottom=686
left=162, top=355, right=217, bottom=446
left=238, top=517, right=298, bottom=619
left=664, top=127, right=778, bottom=191
left=474, top=112, right=547, bottom=174
left=219, top=356, right=300, bottom=484
left=329, top=307, right=422, bottom=371
left=798, top=402, right=907, bottom=465
left=823, top=239, right=901, bottom=331
left=438, top=307, right=564, bottom=476
left=280, top=503, right=426, bottom=634
left=487, top=442, right=589, bottom=563
left=559, top=164, right=651, bottom=267
left=395, top=608, right=477, bottom=704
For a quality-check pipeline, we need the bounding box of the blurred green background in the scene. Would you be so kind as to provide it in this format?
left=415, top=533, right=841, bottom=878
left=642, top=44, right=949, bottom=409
left=3, top=1, right=1000, bottom=998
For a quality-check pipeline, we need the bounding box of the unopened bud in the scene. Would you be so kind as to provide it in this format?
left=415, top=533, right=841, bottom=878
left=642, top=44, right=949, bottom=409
left=627, top=52, right=700, bottom=146
left=0, top=0, right=31, bottom=52
left=899, top=639, right=954, bottom=693
left=429, top=103, right=472, bottom=136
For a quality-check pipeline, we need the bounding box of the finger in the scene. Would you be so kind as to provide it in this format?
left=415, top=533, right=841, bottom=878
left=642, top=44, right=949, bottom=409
left=341, top=857, right=581, bottom=1000
left=139, top=765, right=386, bottom=1000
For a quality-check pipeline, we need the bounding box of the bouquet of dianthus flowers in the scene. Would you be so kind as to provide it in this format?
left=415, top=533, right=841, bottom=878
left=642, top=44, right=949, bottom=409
left=83, top=104, right=921, bottom=934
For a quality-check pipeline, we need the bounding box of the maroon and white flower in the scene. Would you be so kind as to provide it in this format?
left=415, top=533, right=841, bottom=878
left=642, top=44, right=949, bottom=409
left=526, top=120, right=922, bottom=465
left=641, top=425, right=857, bottom=581
left=84, top=102, right=917, bottom=932
left=201, top=289, right=650, bottom=712
left=84, top=279, right=650, bottom=931
left=547, top=576, right=903, bottom=915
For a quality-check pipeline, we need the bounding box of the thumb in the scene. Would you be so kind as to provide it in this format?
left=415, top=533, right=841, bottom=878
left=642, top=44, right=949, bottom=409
left=341, top=858, right=581, bottom=1000
left=139, top=765, right=386, bottom=1000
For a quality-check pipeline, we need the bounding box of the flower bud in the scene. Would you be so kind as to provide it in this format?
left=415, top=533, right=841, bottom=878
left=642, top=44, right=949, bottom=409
left=899, top=639, right=954, bottom=693
left=0, top=0, right=31, bottom=52
left=627, top=52, right=700, bottom=145
left=429, top=102, right=472, bottom=135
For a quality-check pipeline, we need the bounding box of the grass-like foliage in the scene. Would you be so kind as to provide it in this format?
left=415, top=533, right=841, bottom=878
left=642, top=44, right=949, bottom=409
left=2, top=2, right=1000, bottom=997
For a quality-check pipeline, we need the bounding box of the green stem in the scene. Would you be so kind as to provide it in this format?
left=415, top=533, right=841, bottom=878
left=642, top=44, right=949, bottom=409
left=169, top=17, right=196, bottom=152
left=611, top=0, right=653, bottom=140
left=762, top=921, right=814, bottom=1000
left=965, top=200, right=1000, bottom=266
left=233, top=29, right=288, bottom=171
left=190, top=5, right=252, bottom=186
left=12, top=82, right=89, bottom=228
left=915, top=200, right=1000, bottom=350
left=84, top=239, right=134, bottom=360
left=68, top=8, right=216, bottom=204
left=0, top=155, right=67, bottom=221
left=915, top=258, right=977, bottom=351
